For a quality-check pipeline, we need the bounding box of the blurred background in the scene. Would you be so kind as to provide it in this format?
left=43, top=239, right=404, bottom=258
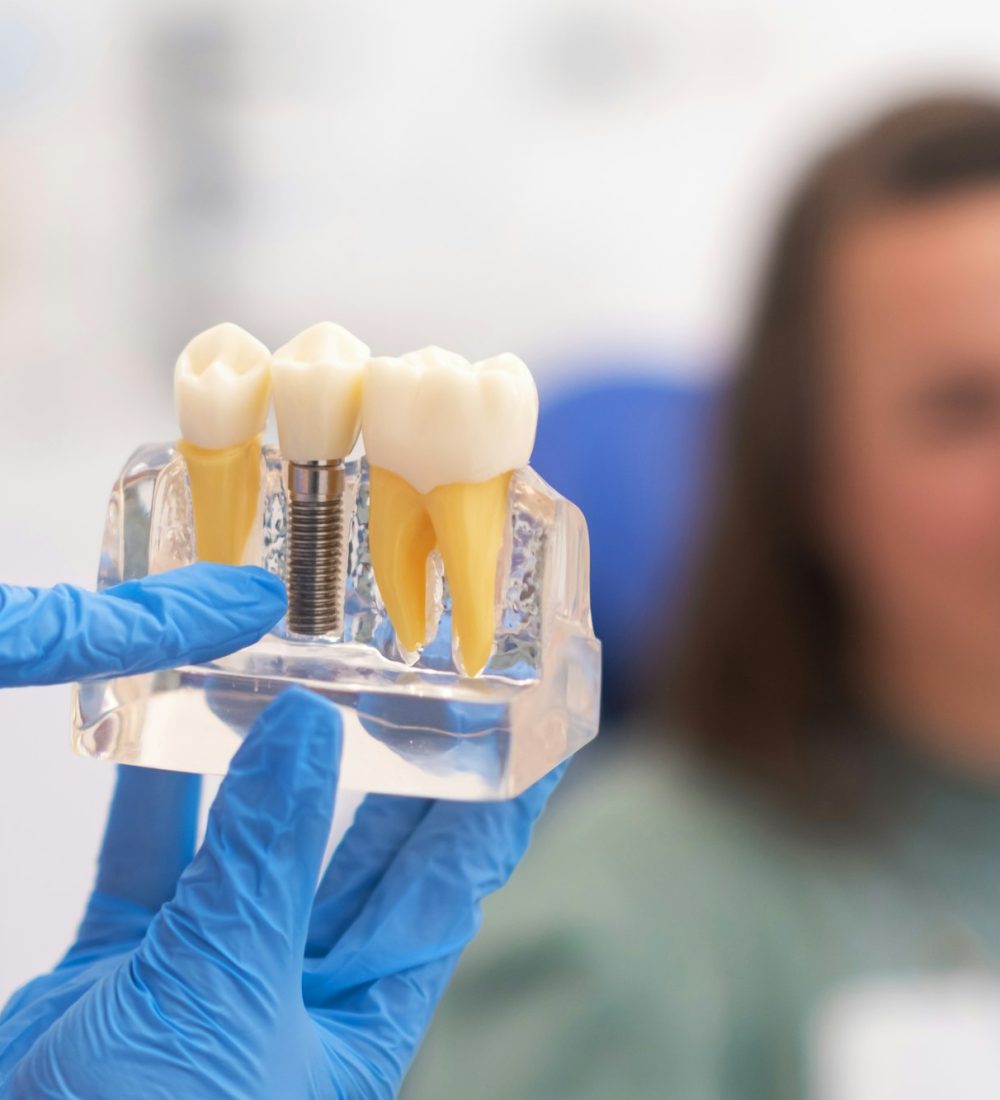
left=6, top=1, right=1000, bottom=1095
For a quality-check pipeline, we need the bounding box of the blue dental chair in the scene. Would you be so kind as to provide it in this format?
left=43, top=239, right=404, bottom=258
left=531, top=366, right=718, bottom=720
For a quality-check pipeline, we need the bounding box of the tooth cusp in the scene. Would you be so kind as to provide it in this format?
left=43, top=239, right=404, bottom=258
left=174, top=323, right=271, bottom=451
left=361, top=348, right=538, bottom=494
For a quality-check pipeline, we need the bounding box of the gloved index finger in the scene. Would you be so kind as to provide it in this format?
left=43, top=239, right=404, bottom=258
left=0, top=563, right=286, bottom=688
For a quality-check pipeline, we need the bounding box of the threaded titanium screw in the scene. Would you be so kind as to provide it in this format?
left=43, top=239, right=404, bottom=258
left=285, top=460, right=347, bottom=636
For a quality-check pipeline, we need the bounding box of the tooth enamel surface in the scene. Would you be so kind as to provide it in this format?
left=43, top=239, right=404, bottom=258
left=361, top=346, right=538, bottom=495
left=174, top=323, right=271, bottom=565
left=174, top=322, right=272, bottom=450
left=361, top=347, right=538, bottom=675
left=271, top=322, right=370, bottom=463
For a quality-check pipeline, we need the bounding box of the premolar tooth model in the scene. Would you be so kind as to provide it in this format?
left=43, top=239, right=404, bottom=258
left=361, top=346, right=539, bottom=676
left=271, top=322, right=369, bottom=636
left=174, top=323, right=272, bottom=565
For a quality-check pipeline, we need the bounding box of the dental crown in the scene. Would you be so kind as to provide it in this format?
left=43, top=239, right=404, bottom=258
left=175, top=322, right=272, bottom=450
left=361, top=346, right=539, bottom=494
left=271, top=322, right=370, bottom=464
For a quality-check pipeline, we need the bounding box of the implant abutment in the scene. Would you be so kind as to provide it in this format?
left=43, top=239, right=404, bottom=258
left=285, top=459, right=348, bottom=637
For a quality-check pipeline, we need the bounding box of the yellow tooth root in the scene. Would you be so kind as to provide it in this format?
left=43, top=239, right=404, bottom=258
left=425, top=472, right=512, bottom=677
left=177, top=437, right=262, bottom=565
left=368, top=466, right=437, bottom=654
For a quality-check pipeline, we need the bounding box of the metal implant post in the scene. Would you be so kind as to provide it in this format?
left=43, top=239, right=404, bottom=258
left=285, top=460, right=347, bottom=636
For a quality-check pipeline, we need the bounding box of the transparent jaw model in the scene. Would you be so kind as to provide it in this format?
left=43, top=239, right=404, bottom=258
left=71, top=442, right=602, bottom=800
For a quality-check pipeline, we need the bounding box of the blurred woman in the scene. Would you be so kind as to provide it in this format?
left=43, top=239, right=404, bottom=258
left=405, top=95, right=1000, bottom=1098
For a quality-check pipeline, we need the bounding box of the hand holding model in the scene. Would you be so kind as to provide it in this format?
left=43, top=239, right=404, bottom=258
left=0, top=318, right=585, bottom=1092
left=0, top=565, right=564, bottom=1097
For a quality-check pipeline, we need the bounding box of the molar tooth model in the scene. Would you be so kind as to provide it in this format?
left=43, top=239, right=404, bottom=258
left=362, top=346, right=538, bottom=676
left=71, top=323, right=601, bottom=801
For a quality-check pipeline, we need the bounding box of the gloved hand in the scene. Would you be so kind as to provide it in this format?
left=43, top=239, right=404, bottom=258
left=0, top=562, right=288, bottom=687
left=0, top=627, right=563, bottom=1097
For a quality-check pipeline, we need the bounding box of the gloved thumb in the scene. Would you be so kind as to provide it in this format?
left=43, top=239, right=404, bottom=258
left=137, top=687, right=342, bottom=1008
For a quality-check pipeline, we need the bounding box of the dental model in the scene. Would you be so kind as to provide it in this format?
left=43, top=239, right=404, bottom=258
left=271, top=322, right=369, bottom=635
left=175, top=323, right=272, bottom=565
left=75, top=329, right=602, bottom=795
left=361, top=346, right=538, bottom=676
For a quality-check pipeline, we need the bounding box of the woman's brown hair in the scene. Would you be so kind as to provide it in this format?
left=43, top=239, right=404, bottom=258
left=662, top=93, right=1000, bottom=822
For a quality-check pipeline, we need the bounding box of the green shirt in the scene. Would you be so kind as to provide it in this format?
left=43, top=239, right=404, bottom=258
left=404, top=729, right=1000, bottom=1099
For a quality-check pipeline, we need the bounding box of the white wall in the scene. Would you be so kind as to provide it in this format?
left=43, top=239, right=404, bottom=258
left=3, top=0, right=1000, bottom=1005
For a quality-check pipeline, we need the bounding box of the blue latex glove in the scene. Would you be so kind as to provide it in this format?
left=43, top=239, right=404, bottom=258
left=0, top=562, right=288, bottom=687
left=0, top=577, right=564, bottom=1096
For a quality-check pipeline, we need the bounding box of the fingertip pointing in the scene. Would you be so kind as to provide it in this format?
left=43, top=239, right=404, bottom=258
left=198, top=563, right=287, bottom=626
left=236, top=565, right=288, bottom=607
left=182, top=562, right=286, bottom=605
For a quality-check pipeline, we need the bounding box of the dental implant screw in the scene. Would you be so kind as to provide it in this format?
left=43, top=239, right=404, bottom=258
left=285, top=460, right=347, bottom=636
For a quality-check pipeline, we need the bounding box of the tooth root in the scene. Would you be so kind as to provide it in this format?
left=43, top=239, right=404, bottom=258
left=424, top=472, right=512, bottom=677
left=368, top=466, right=437, bottom=655
left=178, top=437, right=262, bottom=565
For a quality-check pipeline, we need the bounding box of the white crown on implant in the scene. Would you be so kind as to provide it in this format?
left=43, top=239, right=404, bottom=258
left=271, top=322, right=371, bottom=464
left=175, top=323, right=272, bottom=450
left=361, top=346, right=538, bottom=494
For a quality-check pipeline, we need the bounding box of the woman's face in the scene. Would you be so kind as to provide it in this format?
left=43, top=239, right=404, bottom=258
left=823, top=186, right=1000, bottom=679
